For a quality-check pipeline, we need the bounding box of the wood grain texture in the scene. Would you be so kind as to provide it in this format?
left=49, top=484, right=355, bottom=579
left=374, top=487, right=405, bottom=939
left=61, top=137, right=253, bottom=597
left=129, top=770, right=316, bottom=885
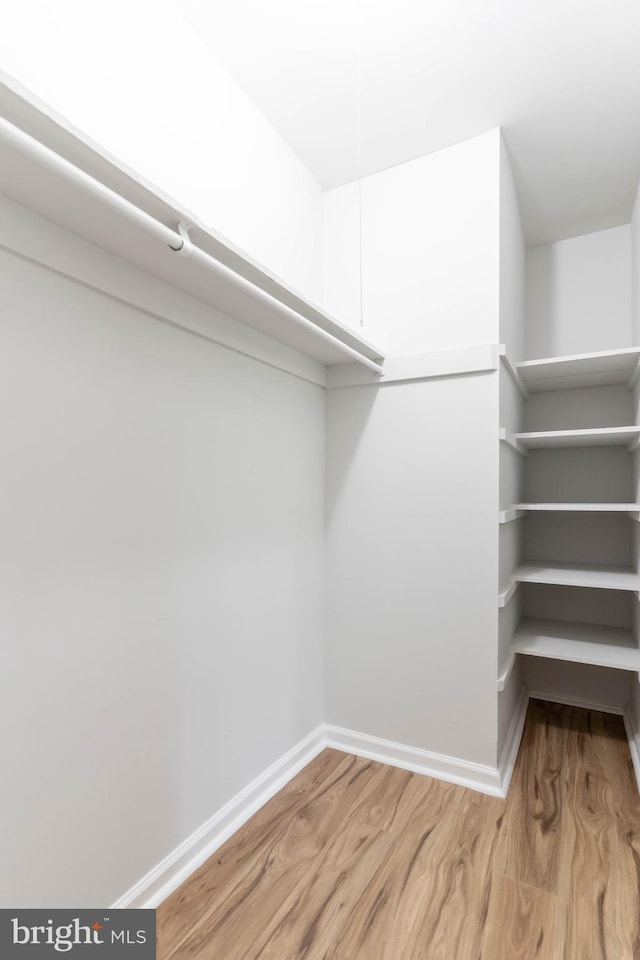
left=337, top=785, right=505, bottom=960
left=496, top=700, right=567, bottom=893
left=560, top=707, right=640, bottom=960
left=158, top=700, right=640, bottom=960
left=479, top=875, right=559, bottom=960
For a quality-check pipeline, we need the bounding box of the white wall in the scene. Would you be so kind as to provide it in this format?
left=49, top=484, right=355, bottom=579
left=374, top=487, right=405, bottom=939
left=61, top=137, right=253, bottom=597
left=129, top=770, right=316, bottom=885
left=323, top=130, right=502, bottom=769
left=497, top=658, right=524, bottom=769
left=323, top=182, right=362, bottom=329
left=0, top=196, right=325, bottom=907
left=325, top=374, right=499, bottom=766
left=525, top=225, right=632, bottom=360
left=323, top=130, right=501, bottom=353
left=0, top=0, right=323, bottom=302
left=496, top=132, right=525, bottom=756
left=632, top=180, right=640, bottom=346
left=629, top=371, right=640, bottom=769
left=629, top=679, right=640, bottom=781
left=524, top=660, right=632, bottom=714
left=499, top=139, right=525, bottom=361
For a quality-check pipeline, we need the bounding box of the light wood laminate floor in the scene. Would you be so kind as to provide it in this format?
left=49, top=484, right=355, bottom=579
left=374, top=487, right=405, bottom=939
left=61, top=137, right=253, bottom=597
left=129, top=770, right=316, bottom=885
left=157, top=700, right=640, bottom=959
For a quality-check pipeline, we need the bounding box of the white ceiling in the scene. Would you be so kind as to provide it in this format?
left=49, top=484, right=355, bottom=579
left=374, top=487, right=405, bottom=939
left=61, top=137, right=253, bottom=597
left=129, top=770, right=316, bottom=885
left=175, top=0, right=640, bottom=246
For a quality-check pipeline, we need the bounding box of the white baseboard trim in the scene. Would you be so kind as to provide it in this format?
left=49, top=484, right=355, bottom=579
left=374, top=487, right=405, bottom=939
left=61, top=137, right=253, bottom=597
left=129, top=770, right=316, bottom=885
left=324, top=724, right=504, bottom=797
left=112, top=722, right=508, bottom=909
left=623, top=707, right=640, bottom=795
left=113, top=696, right=640, bottom=909
left=497, top=684, right=528, bottom=797
left=111, top=725, right=326, bottom=909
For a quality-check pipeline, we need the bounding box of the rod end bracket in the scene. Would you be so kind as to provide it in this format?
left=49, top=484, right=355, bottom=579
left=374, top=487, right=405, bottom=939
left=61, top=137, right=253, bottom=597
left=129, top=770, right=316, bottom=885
left=169, top=221, right=193, bottom=254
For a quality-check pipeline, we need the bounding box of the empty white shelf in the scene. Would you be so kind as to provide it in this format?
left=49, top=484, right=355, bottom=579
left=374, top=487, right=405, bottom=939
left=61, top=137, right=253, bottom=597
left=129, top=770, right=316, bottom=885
left=512, top=617, right=640, bottom=671
left=513, top=426, right=640, bottom=449
left=513, top=503, right=640, bottom=512
left=514, top=561, right=640, bottom=591
left=516, top=348, right=640, bottom=393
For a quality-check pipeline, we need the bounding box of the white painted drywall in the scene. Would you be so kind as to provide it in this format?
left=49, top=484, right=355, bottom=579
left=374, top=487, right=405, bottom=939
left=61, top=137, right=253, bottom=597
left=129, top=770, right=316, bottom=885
left=322, top=130, right=501, bottom=352
left=524, top=661, right=633, bottom=714
left=628, top=678, right=640, bottom=782
left=496, top=139, right=525, bottom=751
left=523, top=584, right=632, bottom=630
left=523, top=447, right=632, bottom=504
left=0, top=198, right=325, bottom=908
left=630, top=386, right=640, bottom=768
left=0, top=0, right=323, bottom=302
left=497, top=129, right=525, bottom=751
left=525, top=225, right=632, bottom=360
left=523, top=514, right=632, bottom=569
left=632, top=180, right=640, bottom=346
left=323, top=130, right=503, bottom=768
left=177, top=0, right=640, bottom=251
left=325, top=373, right=500, bottom=767
left=498, top=593, right=522, bottom=682
left=322, top=182, right=362, bottom=329
left=499, top=139, right=525, bottom=362
left=497, top=659, right=524, bottom=766
left=524, top=384, right=633, bottom=432
left=499, top=523, right=522, bottom=592
left=500, top=364, right=525, bottom=437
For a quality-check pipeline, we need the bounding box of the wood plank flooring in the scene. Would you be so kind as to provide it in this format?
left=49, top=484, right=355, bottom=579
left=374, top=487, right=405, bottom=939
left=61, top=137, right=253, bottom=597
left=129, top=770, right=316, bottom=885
left=157, top=701, right=640, bottom=960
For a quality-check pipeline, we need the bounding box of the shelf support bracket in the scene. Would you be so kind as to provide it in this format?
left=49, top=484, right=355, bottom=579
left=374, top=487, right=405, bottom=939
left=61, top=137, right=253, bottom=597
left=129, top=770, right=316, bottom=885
left=499, top=345, right=528, bottom=399
left=499, top=428, right=527, bottom=456
left=497, top=651, right=518, bottom=691
left=498, top=580, right=520, bottom=608
left=499, top=507, right=526, bottom=524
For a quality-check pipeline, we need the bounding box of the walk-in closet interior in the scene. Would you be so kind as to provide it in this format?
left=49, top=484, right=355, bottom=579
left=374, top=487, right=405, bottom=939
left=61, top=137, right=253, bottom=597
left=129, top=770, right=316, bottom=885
left=2, top=0, right=640, bottom=917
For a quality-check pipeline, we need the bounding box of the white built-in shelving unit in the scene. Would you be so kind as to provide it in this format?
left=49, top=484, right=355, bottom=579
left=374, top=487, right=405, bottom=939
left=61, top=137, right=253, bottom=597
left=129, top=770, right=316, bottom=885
left=512, top=425, right=640, bottom=450
left=511, top=504, right=640, bottom=512
left=513, top=561, right=640, bottom=590
left=516, top=347, right=640, bottom=393
left=498, top=346, right=640, bottom=689
left=511, top=619, right=640, bottom=671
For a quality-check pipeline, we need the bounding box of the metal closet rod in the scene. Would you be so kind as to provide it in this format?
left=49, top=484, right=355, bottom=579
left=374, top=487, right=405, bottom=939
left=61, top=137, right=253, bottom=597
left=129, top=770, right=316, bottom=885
left=0, top=114, right=385, bottom=376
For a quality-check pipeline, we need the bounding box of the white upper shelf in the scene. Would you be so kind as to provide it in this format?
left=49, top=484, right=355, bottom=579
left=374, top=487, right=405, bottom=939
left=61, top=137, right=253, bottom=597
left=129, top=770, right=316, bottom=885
left=511, top=617, right=640, bottom=672
left=513, top=426, right=640, bottom=449
left=0, top=76, right=385, bottom=371
left=513, top=503, right=640, bottom=512
left=515, top=348, right=640, bottom=393
left=514, top=561, right=640, bottom=591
